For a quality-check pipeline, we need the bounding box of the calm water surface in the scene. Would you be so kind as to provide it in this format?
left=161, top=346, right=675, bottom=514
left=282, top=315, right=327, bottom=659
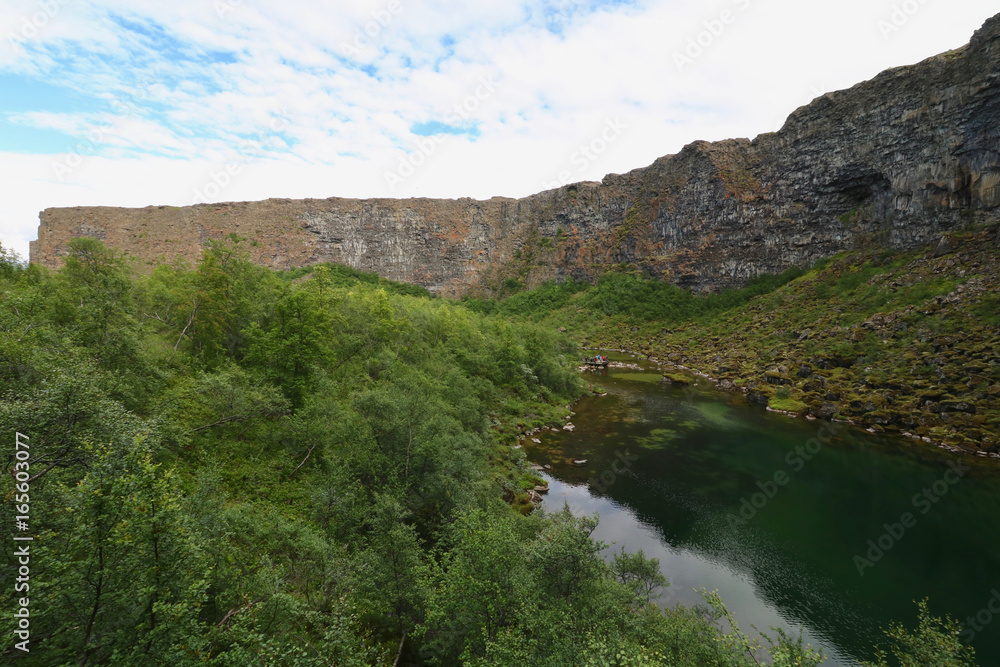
left=525, top=353, right=1000, bottom=665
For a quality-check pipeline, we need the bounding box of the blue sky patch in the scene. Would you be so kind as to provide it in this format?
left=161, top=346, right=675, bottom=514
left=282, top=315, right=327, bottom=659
left=0, top=118, right=79, bottom=153
left=411, top=120, right=480, bottom=138
left=0, top=74, right=101, bottom=115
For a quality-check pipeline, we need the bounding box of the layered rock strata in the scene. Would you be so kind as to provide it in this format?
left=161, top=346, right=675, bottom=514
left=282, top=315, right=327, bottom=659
left=30, top=15, right=1000, bottom=295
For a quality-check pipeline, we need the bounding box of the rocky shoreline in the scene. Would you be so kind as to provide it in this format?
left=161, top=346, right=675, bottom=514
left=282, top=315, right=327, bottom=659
left=584, top=345, right=999, bottom=460
left=572, top=231, right=1000, bottom=459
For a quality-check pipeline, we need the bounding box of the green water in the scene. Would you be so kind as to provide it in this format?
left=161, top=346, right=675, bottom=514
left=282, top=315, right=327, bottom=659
left=526, top=355, right=1000, bottom=665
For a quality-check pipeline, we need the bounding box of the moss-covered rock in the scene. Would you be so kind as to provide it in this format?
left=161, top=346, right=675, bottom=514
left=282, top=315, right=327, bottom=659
left=768, top=397, right=809, bottom=414
left=545, top=231, right=1000, bottom=455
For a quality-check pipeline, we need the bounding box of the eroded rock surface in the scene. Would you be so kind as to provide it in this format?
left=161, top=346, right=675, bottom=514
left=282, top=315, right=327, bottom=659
left=30, top=15, right=1000, bottom=296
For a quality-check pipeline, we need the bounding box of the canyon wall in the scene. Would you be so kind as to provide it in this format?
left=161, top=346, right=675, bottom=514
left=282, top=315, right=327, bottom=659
left=30, top=15, right=1000, bottom=296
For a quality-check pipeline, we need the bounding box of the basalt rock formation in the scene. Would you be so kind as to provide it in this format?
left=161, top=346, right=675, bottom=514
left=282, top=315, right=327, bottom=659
left=30, top=14, right=1000, bottom=296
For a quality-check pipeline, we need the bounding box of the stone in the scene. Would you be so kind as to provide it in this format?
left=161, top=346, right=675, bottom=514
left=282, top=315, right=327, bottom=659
left=849, top=399, right=875, bottom=413
left=809, top=403, right=838, bottom=420
left=764, top=371, right=791, bottom=385
left=811, top=357, right=832, bottom=370
left=940, top=401, right=976, bottom=414
left=661, top=373, right=689, bottom=386
left=28, top=16, right=1000, bottom=295
left=933, top=236, right=957, bottom=258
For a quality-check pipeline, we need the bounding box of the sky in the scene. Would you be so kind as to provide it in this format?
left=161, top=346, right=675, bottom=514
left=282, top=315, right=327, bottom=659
left=1, top=0, right=997, bottom=261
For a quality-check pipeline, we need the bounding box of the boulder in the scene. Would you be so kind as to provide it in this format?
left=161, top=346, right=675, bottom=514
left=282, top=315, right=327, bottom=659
left=809, top=403, right=838, bottom=420
left=939, top=401, right=976, bottom=414
left=764, top=371, right=791, bottom=385
left=933, top=236, right=957, bottom=257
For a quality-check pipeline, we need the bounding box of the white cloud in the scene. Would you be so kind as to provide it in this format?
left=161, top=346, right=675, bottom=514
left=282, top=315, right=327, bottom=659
left=1, top=0, right=997, bottom=260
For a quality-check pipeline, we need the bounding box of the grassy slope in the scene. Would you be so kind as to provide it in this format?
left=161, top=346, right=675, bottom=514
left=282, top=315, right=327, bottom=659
left=489, top=229, right=1000, bottom=455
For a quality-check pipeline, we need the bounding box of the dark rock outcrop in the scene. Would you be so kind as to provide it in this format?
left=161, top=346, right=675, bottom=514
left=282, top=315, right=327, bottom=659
left=30, top=15, right=1000, bottom=296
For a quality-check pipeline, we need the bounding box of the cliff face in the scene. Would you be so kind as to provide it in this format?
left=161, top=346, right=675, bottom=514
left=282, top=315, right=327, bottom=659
left=30, top=15, right=1000, bottom=295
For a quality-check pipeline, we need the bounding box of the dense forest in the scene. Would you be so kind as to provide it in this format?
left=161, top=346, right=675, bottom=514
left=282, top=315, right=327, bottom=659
left=0, top=238, right=976, bottom=665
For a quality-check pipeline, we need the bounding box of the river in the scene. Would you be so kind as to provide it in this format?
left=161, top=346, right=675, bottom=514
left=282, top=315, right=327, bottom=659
left=524, top=353, right=1000, bottom=665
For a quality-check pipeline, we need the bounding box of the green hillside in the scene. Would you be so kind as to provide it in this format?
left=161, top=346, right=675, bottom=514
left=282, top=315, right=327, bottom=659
left=474, top=229, right=1000, bottom=457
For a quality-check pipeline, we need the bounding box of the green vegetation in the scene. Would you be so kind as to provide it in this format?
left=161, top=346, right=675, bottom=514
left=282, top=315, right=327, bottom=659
left=472, top=230, right=1000, bottom=455
left=861, top=600, right=977, bottom=667
left=464, top=266, right=805, bottom=323
left=768, top=396, right=810, bottom=414
left=0, top=237, right=982, bottom=665
left=575, top=267, right=805, bottom=321
left=463, top=278, right=588, bottom=318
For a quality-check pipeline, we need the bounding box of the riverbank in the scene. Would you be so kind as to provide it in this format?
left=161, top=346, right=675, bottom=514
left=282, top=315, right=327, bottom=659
left=555, top=230, right=1000, bottom=458
left=520, top=360, right=1000, bottom=665
left=582, top=345, right=1000, bottom=461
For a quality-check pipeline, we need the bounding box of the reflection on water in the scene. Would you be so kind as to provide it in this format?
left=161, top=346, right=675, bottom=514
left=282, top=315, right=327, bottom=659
left=526, top=355, right=1000, bottom=666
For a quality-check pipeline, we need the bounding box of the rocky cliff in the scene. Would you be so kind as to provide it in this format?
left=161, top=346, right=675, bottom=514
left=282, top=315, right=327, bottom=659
left=30, top=14, right=1000, bottom=296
